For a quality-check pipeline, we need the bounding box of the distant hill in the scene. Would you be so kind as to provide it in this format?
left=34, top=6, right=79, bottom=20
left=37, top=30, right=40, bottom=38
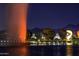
left=64, top=24, right=79, bottom=31
left=0, top=30, right=6, bottom=34
left=28, top=24, right=79, bottom=34
left=28, top=28, right=42, bottom=33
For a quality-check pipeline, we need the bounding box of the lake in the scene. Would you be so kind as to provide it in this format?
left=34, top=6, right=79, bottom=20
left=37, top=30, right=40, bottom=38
left=0, top=45, right=79, bottom=56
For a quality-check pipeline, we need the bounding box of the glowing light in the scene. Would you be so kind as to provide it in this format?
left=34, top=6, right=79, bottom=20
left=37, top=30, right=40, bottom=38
left=77, top=31, right=79, bottom=38
left=17, top=4, right=28, bottom=43
left=66, top=30, right=73, bottom=45
left=8, top=4, right=28, bottom=43
left=53, top=33, right=61, bottom=40
left=66, top=30, right=73, bottom=40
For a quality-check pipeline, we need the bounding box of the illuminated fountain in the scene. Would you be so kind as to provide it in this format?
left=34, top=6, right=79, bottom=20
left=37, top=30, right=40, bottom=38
left=7, top=4, right=28, bottom=45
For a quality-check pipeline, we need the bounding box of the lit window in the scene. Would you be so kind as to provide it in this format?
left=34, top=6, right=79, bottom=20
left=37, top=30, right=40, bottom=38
left=4, top=40, right=6, bottom=42
left=7, top=40, right=9, bottom=42
left=1, top=40, right=3, bottom=42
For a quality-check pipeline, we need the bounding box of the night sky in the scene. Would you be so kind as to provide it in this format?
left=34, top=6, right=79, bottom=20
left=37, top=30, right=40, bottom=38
left=28, top=3, right=79, bottom=29
left=0, top=4, right=6, bottom=30
left=1, top=4, right=79, bottom=30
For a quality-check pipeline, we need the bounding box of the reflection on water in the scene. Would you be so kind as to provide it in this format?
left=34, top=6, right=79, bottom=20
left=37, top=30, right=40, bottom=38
left=0, top=46, right=29, bottom=56
left=29, top=45, right=66, bottom=56
left=0, top=45, right=79, bottom=56
left=66, top=45, right=73, bottom=56
left=73, top=46, right=79, bottom=56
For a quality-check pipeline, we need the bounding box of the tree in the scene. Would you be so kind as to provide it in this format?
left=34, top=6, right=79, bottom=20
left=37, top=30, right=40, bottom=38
left=42, top=28, right=55, bottom=41
left=58, top=29, right=66, bottom=40
left=58, top=29, right=67, bottom=45
left=27, top=30, right=32, bottom=41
